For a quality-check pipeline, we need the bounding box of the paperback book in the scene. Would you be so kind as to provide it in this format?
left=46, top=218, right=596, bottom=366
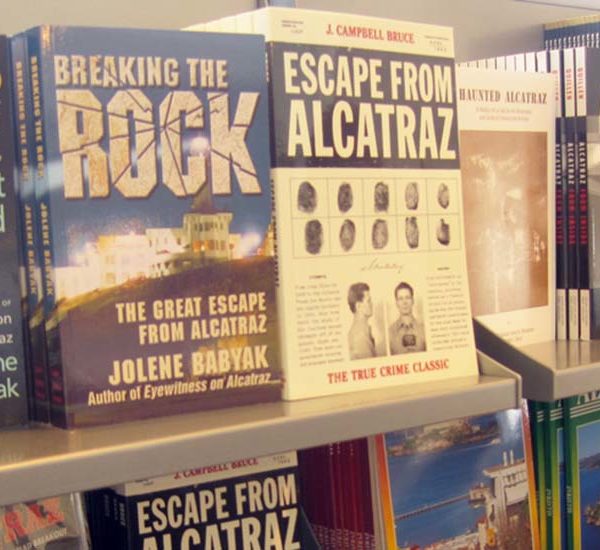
left=373, top=405, right=538, bottom=550
left=0, top=493, right=89, bottom=549
left=456, top=66, right=555, bottom=346
left=86, top=452, right=317, bottom=549
left=193, top=7, right=479, bottom=400
left=0, top=34, right=29, bottom=427
left=25, top=26, right=280, bottom=428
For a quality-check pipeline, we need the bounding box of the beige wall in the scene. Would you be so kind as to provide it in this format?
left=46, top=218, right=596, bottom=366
left=0, top=0, right=595, bottom=60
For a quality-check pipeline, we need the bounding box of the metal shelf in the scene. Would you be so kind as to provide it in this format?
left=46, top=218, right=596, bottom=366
left=474, top=319, right=600, bottom=401
left=0, top=351, right=519, bottom=506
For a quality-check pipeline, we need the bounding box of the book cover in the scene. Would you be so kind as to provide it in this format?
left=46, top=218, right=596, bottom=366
left=564, top=391, right=600, bottom=550
left=92, top=452, right=315, bottom=549
left=374, top=407, right=537, bottom=549
left=25, top=26, right=280, bottom=428
left=0, top=34, right=29, bottom=427
left=456, top=67, right=555, bottom=346
left=194, top=7, right=479, bottom=400
left=0, top=493, right=89, bottom=549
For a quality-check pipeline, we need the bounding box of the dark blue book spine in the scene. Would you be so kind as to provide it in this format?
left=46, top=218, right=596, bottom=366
left=0, top=34, right=29, bottom=427
left=575, top=47, right=590, bottom=341
left=10, top=32, right=50, bottom=423
left=25, top=28, right=65, bottom=427
left=8, top=33, right=33, bottom=422
left=549, top=49, right=568, bottom=340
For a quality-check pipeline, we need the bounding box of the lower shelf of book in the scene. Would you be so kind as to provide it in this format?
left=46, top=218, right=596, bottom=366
left=0, top=352, right=519, bottom=506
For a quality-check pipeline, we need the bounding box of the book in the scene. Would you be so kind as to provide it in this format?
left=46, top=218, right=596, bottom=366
left=544, top=15, right=600, bottom=49
left=456, top=66, right=555, bottom=346
left=563, top=47, right=579, bottom=340
left=10, top=32, right=51, bottom=424
left=564, top=391, right=600, bottom=550
left=0, top=34, right=29, bottom=427
left=549, top=48, right=569, bottom=341
left=298, top=439, right=376, bottom=550
left=86, top=452, right=318, bottom=549
left=573, top=47, right=600, bottom=341
left=373, top=404, right=538, bottom=549
left=24, top=26, right=280, bottom=428
left=545, top=400, right=567, bottom=550
left=0, top=492, right=89, bottom=549
left=528, top=400, right=548, bottom=549
left=193, top=7, right=479, bottom=400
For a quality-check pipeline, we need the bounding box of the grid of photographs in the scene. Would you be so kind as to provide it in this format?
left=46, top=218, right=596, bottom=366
left=291, top=177, right=461, bottom=258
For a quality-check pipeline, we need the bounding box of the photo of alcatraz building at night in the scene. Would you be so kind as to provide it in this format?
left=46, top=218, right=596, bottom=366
left=54, top=205, right=274, bottom=301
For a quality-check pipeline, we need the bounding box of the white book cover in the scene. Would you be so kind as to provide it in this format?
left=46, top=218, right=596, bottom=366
left=457, top=67, right=556, bottom=346
left=194, top=8, right=479, bottom=399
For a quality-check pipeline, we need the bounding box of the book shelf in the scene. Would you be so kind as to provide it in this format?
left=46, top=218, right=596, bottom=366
left=475, top=320, right=600, bottom=401
left=0, top=351, right=519, bottom=506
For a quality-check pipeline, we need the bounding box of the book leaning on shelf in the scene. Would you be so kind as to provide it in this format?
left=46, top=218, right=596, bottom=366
left=18, top=26, right=281, bottom=428
left=456, top=66, right=556, bottom=347
left=191, top=7, right=480, bottom=400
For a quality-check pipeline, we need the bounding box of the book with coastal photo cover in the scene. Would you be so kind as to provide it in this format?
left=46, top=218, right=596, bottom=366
left=372, top=404, right=538, bottom=550
left=191, top=7, right=479, bottom=400
left=456, top=66, right=555, bottom=346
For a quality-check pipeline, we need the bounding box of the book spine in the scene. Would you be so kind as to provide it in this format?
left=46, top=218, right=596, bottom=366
left=563, top=48, right=579, bottom=340
left=10, top=33, right=51, bottom=423
left=563, top=396, right=577, bottom=550
left=26, top=28, right=67, bottom=427
left=8, top=33, right=34, bottom=423
left=528, top=401, right=547, bottom=549
left=575, top=48, right=591, bottom=341
left=0, top=35, right=29, bottom=427
left=549, top=49, right=568, bottom=340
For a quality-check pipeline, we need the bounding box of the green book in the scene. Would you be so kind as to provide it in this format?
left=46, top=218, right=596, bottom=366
left=545, top=400, right=567, bottom=550
left=529, top=400, right=547, bottom=549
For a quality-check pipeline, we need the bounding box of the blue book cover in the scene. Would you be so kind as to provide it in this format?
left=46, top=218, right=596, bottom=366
left=26, top=26, right=280, bottom=428
left=0, top=34, right=29, bottom=427
left=375, top=407, right=537, bottom=549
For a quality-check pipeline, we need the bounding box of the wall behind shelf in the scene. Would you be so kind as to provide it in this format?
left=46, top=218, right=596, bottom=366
left=0, top=0, right=595, bottom=60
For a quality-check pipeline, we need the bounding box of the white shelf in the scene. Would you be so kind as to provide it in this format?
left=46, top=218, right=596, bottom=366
left=0, top=351, right=519, bottom=506
left=474, top=319, right=600, bottom=401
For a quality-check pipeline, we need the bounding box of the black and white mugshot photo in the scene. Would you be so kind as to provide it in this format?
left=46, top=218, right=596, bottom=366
left=387, top=281, right=427, bottom=355
left=346, top=282, right=386, bottom=360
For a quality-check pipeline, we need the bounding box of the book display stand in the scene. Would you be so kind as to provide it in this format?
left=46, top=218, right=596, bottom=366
left=475, top=320, right=600, bottom=401
left=0, top=350, right=518, bottom=506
